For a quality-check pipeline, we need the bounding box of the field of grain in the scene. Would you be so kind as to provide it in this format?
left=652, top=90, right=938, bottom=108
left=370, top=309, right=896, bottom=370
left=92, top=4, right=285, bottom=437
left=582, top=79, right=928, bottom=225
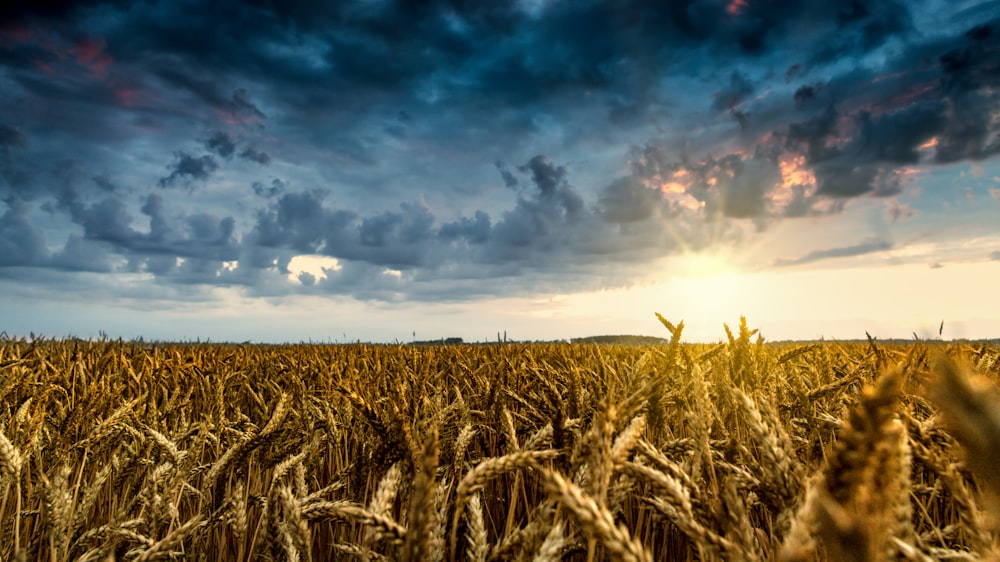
left=1, top=315, right=999, bottom=561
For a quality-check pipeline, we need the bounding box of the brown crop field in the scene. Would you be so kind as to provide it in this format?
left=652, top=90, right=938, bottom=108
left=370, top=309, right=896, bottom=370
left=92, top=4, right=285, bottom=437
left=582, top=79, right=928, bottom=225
left=1, top=316, right=999, bottom=561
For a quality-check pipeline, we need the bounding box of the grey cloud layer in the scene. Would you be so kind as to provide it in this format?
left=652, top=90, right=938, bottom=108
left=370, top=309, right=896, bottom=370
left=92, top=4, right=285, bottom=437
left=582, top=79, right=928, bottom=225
left=773, top=239, right=894, bottom=267
left=1, top=0, right=999, bottom=300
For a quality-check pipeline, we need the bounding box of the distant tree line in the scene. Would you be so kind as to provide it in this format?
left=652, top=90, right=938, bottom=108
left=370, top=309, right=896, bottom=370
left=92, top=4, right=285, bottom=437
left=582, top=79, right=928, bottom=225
left=570, top=335, right=671, bottom=345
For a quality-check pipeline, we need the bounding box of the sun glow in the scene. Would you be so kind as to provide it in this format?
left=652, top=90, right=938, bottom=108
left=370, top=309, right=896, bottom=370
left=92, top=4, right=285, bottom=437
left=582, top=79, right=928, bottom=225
left=668, top=251, right=741, bottom=279
left=649, top=251, right=751, bottom=324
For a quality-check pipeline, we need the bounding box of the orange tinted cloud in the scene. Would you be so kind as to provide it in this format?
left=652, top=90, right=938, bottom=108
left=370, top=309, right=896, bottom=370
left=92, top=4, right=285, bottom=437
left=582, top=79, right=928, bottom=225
left=895, top=166, right=925, bottom=177
left=659, top=181, right=687, bottom=194
left=727, top=0, right=749, bottom=16
left=114, top=86, right=140, bottom=108
left=70, top=37, right=112, bottom=78
left=769, top=154, right=817, bottom=210
left=779, top=154, right=815, bottom=188
left=0, top=25, right=31, bottom=43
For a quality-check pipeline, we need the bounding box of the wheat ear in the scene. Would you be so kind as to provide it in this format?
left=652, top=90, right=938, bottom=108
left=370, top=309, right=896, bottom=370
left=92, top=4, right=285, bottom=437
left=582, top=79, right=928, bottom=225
left=538, top=466, right=653, bottom=562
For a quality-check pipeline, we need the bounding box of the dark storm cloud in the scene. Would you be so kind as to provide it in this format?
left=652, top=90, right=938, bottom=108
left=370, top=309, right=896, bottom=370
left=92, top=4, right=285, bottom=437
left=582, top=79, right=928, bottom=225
left=599, top=176, right=662, bottom=223
left=2, top=0, right=1000, bottom=304
left=0, top=1, right=134, bottom=24
left=252, top=190, right=344, bottom=252
left=713, top=71, right=755, bottom=112
left=0, top=198, right=47, bottom=266
left=934, top=94, right=1000, bottom=163
left=251, top=191, right=438, bottom=270
left=201, top=130, right=271, bottom=165
left=774, top=239, right=893, bottom=267
left=154, top=66, right=265, bottom=123
left=252, top=178, right=285, bottom=198
left=56, top=191, right=239, bottom=268
left=0, top=124, right=25, bottom=147
left=237, top=153, right=724, bottom=296
left=622, top=142, right=785, bottom=221
left=637, top=16, right=1000, bottom=209
left=49, top=234, right=112, bottom=272
left=806, top=0, right=914, bottom=64
left=0, top=0, right=957, bottom=158
left=489, top=170, right=586, bottom=253
left=779, top=29, right=1000, bottom=199
left=70, top=195, right=135, bottom=245
left=356, top=203, right=435, bottom=268
left=1, top=0, right=919, bottom=130
left=240, top=146, right=270, bottom=165
left=204, top=131, right=270, bottom=164
left=495, top=161, right=519, bottom=189
left=205, top=131, right=236, bottom=159
left=158, top=152, right=219, bottom=187
left=439, top=211, right=491, bottom=245
left=712, top=151, right=781, bottom=219
left=0, top=124, right=29, bottom=194
left=519, top=156, right=567, bottom=199
left=91, top=173, right=119, bottom=193
left=0, top=0, right=928, bottom=137
left=856, top=102, right=947, bottom=165
left=225, top=89, right=265, bottom=121
left=793, top=83, right=825, bottom=110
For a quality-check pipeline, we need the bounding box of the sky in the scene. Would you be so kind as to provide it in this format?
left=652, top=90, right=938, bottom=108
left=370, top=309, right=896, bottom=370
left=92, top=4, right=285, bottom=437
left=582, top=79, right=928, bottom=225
left=1, top=0, right=1000, bottom=343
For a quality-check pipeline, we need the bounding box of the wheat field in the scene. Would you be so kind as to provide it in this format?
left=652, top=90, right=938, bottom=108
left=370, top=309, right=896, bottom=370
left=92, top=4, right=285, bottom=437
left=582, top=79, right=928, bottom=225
left=1, top=315, right=999, bottom=561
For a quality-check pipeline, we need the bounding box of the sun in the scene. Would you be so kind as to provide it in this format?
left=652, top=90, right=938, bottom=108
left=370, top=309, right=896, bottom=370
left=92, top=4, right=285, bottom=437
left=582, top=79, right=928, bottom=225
left=648, top=250, right=754, bottom=333
left=669, top=250, right=741, bottom=279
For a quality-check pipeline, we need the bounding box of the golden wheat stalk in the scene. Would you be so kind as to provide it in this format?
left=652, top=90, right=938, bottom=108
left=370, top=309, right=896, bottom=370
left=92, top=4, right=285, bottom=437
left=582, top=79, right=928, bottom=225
left=363, top=462, right=402, bottom=553
left=279, top=485, right=312, bottom=562
left=403, top=428, right=440, bottom=562
left=0, top=426, right=23, bottom=480
left=537, top=466, right=653, bottom=562
left=133, top=514, right=204, bottom=562
left=450, top=449, right=560, bottom=560
left=930, top=356, right=1000, bottom=506
left=465, top=492, right=489, bottom=562
left=79, top=395, right=141, bottom=448
left=302, top=501, right=407, bottom=544
left=532, top=519, right=566, bottom=562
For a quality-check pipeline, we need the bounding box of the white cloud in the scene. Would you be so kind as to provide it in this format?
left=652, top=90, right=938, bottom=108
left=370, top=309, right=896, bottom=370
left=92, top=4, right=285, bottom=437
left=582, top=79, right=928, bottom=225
left=286, top=255, right=342, bottom=284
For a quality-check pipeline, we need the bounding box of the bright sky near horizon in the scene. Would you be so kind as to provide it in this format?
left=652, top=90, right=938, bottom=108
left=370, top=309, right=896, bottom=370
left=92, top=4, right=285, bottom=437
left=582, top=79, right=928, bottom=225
left=2, top=0, right=1000, bottom=343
